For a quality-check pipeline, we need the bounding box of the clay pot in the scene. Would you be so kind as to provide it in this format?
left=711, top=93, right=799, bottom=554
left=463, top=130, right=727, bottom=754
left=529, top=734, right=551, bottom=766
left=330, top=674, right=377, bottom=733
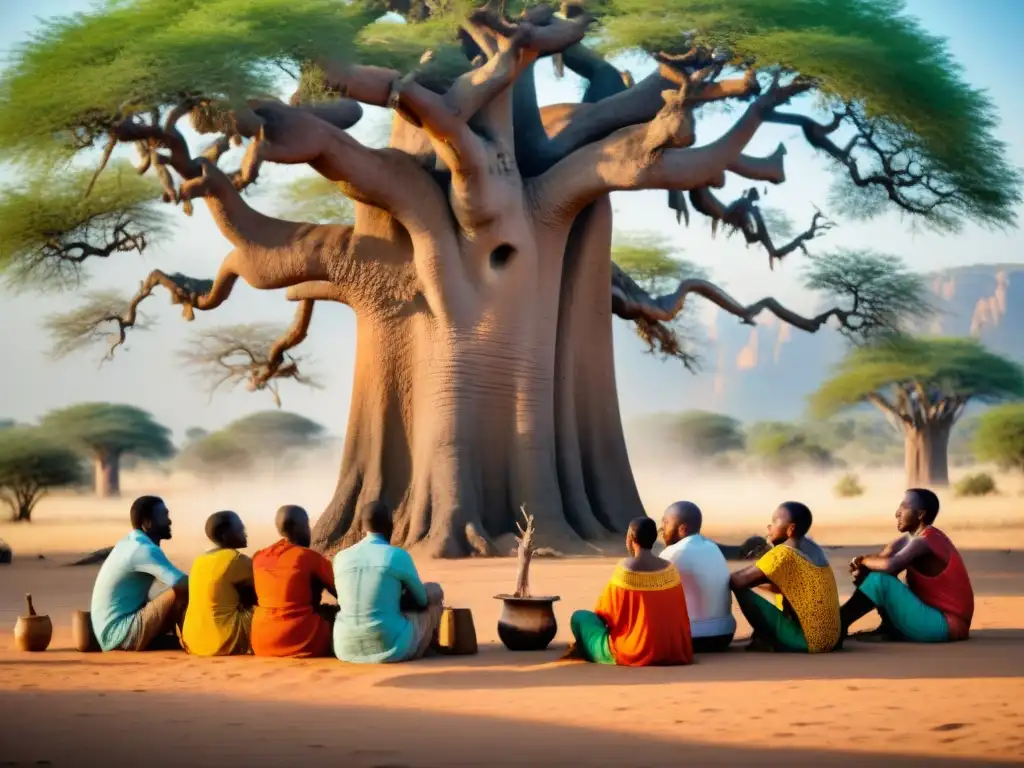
left=494, top=594, right=560, bottom=651
left=14, top=594, right=52, bottom=652
left=72, top=610, right=100, bottom=653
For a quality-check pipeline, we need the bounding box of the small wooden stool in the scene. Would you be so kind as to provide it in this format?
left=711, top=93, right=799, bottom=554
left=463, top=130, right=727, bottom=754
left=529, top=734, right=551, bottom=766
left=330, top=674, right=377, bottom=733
left=436, top=607, right=478, bottom=655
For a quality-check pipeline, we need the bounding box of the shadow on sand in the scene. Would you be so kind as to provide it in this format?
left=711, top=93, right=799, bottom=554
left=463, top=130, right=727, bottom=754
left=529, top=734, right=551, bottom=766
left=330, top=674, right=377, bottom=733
left=374, top=629, right=1024, bottom=690
left=0, top=688, right=1007, bottom=767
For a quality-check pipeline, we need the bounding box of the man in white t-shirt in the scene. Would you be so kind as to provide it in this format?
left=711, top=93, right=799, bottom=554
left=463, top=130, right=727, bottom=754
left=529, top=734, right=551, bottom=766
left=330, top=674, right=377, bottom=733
left=659, top=501, right=736, bottom=652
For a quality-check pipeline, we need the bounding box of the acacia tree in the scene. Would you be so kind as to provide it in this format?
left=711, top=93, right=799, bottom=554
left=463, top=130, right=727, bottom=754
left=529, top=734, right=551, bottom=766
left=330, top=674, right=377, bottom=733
left=810, top=338, right=1024, bottom=487
left=632, top=409, right=745, bottom=461
left=0, top=428, right=86, bottom=521
left=974, top=403, right=1024, bottom=476
left=39, top=403, right=175, bottom=497
left=0, top=0, right=1019, bottom=556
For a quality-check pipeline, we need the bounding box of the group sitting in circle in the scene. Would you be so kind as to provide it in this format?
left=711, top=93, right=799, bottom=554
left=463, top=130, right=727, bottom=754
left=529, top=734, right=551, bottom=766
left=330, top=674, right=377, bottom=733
left=88, top=488, right=974, bottom=664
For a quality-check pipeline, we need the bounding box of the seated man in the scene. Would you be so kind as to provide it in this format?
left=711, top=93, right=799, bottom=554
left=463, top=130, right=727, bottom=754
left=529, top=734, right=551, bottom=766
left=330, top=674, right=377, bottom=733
left=90, top=495, right=189, bottom=652
left=570, top=517, right=693, bottom=666
left=333, top=501, right=444, bottom=663
left=841, top=488, right=974, bottom=642
left=182, top=511, right=256, bottom=656
left=730, top=502, right=841, bottom=653
left=660, top=501, right=736, bottom=652
left=252, top=505, right=338, bottom=658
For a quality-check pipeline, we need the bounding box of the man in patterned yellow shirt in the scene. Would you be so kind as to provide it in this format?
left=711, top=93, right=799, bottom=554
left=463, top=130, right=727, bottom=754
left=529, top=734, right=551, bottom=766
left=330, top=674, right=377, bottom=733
left=729, top=502, right=841, bottom=653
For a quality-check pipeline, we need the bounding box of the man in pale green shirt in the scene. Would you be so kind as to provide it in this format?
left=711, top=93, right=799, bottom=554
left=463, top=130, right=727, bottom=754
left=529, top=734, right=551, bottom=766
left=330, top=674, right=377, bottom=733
left=333, top=501, right=444, bottom=663
left=91, top=495, right=189, bottom=652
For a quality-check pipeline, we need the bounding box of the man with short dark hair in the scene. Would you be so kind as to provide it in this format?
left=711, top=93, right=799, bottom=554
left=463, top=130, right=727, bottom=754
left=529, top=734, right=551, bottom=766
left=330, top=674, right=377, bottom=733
left=332, top=500, right=445, bottom=663
left=729, top=502, right=841, bottom=653
left=181, top=511, right=256, bottom=656
left=90, top=495, right=188, bottom=652
left=252, top=504, right=338, bottom=658
left=569, top=516, right=693, bottom=666
left=660, top=501, right=736, bottom=652
left=840, top=489, right=974, bottom=642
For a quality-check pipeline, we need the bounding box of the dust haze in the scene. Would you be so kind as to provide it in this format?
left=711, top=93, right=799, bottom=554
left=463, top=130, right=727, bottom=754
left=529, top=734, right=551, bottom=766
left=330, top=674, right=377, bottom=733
left=4, top=431, right=1023, bottom=560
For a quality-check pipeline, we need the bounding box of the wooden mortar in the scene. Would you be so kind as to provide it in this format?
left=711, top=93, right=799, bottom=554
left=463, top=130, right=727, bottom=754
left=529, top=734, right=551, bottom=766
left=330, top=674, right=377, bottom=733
left=14, top=593, right=53, bottom=652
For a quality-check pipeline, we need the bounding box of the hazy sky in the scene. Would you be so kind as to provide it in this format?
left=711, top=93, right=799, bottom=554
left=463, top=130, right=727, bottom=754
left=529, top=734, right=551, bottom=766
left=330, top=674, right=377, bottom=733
left=2, top=0, right=1023, bottom=439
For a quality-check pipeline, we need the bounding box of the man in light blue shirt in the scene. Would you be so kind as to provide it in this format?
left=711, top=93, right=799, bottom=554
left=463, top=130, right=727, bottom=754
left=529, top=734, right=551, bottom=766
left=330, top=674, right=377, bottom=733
left=90, top=495, right=189, bottom=652
left=333, top=501, right=444, bottom=663
left=659, top=501, right=737, bottom=652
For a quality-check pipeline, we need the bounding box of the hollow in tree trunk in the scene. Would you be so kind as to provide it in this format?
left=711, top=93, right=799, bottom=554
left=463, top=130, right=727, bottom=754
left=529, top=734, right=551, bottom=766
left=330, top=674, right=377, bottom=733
left=93, top=451, right=121, bottom=498
left=904, top=423, right=952, bottom=488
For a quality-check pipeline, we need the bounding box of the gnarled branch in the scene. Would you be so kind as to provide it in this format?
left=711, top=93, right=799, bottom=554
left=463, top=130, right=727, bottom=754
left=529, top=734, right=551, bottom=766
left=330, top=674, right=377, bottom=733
left=766, top=107, right=959, bottom=217
left=687, top=186, right=834, bottom=269
left=180, top=322, right=320, bottom=408
left=532, top=74, right=806, bottom=219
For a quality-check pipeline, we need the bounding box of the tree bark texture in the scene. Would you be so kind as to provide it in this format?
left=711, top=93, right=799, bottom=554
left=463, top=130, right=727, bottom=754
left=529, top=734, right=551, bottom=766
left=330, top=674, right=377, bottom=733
left=93, top=451, right=121, bottom=499
left=903, top=422, right=952, bottom=488
left=312, top=195, right=638, bottom=557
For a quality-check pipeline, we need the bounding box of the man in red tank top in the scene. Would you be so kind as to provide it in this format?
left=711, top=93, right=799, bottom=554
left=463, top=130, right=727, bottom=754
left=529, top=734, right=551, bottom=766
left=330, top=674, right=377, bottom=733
left=840, top=489, right=974, bottom=643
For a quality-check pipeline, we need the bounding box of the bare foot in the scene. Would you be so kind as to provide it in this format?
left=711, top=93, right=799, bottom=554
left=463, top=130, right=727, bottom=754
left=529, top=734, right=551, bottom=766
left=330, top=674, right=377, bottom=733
left=560, top=642, right=586, bottom=661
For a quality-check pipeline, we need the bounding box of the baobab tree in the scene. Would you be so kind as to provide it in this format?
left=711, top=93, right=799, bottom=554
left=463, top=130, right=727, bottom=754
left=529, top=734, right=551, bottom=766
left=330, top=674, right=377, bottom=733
left=810, top=337, right=1024, bottom=486
left=0, top=0, right=1019, bottom=555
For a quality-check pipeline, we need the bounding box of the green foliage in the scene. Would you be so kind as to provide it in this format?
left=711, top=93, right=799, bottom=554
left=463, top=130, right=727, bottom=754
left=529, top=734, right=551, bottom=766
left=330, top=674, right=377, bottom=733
left=810, top=337, right=1024, bottom=419
left=278, top=175, right=355, bottom=224
left=176, top=410, right=326, bottom=478
left=953, top=471, right=996, bottom=498
left=0, top=0, right=376, bottom=160
left=834, top=472, right=864, bottom=498
left=0, top=428, right=86, bottom=521
left=803, top=250, right=933, bottom=342
left=600, top=0, right=1021, bottom=229
left=804, top=414, right=902, bottom=466
left=636, top=410, right=745, bottom=460
left=973, top=403, right=1024, bottom=475
left=220, top=410, right=325, bottom=455
left=612, top=233, right=706, bottom=294
left=0, top=162, right=166, bottom=291
left=747, top=421, right=837, bottom=471
left=39, top=403, right=175, bottom=462
left=177, top=431, right=254, bottom=479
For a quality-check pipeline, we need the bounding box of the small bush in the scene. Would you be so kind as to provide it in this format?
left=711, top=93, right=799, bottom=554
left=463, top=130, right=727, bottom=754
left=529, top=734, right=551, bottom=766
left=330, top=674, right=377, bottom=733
left=954, top=472, right=997, bottom=498
left=834, top=473, right=865, bottom=498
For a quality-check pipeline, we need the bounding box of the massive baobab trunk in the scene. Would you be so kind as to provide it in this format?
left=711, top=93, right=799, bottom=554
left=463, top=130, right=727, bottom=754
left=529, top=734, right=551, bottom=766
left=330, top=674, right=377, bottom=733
left=314, top=194, right=643, bottom=557
left=903, top=422, right=952, bottom=487
left=93, top=451, right=121, bottom=498
left=869, top=389, right=965, bottom=489
left=70, top=10, right=901, bottom=558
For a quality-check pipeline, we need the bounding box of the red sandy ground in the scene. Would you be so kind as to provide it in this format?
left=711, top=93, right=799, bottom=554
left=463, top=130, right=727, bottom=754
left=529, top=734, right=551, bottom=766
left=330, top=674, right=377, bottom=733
left=2, top=548, right=1023, bottom=767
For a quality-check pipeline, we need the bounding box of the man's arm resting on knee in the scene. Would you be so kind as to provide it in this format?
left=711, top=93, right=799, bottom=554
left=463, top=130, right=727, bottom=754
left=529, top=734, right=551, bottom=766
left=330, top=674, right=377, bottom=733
left=850, top=534, right=910, bottom=573
left=730, top=565, right=769, bottom=592
left=858, top=537, right=930, bottom=576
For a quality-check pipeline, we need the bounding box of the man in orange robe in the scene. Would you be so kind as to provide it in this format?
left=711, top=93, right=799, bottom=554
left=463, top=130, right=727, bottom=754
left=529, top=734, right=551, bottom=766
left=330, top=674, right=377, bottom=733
left=251, top=505, right=337, bottom=658
left=569, top=517, right=694, bottom=666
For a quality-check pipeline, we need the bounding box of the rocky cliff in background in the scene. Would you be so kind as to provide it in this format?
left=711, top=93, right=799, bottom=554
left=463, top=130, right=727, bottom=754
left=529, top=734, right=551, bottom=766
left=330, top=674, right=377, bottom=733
left=695, top=263, right=1024, bottom=422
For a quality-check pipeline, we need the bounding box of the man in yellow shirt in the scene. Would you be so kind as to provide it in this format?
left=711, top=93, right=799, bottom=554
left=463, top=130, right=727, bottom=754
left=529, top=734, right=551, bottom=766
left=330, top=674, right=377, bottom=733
left=729, top=502, right=841, bottom=653
left=181, top=511, right=256, bottom=656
